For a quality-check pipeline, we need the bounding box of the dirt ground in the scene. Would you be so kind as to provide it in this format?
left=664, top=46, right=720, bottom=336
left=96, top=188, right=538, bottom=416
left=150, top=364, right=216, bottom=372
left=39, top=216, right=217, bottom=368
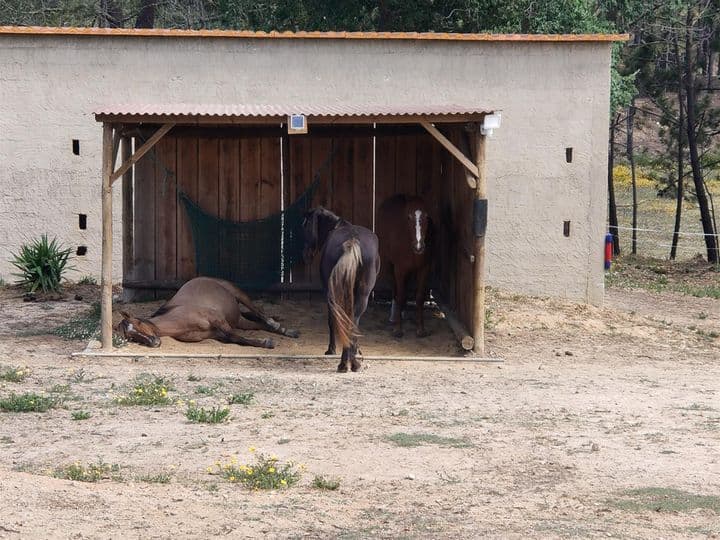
left=0, top=275, right=718, bottom=539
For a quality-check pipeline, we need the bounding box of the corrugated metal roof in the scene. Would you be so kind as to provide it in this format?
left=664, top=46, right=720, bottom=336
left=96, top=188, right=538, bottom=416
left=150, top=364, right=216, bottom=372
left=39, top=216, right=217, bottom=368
left=0, top=26, right=628, bottom=42
left=94, top=103, right=492, bottom=118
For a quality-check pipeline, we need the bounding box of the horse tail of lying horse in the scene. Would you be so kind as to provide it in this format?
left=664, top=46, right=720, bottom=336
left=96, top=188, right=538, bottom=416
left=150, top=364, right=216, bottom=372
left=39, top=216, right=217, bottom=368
left=328, top=238, right=362, bottom=349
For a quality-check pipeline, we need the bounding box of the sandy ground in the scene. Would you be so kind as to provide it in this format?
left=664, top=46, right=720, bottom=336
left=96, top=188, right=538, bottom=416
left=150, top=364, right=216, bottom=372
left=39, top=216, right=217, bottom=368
left=0, top=281, right=718, bottom=539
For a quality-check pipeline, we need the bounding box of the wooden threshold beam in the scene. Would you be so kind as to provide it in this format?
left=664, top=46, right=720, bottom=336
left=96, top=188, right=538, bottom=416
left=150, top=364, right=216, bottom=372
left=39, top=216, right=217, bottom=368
left=109, top=123, right=175, bottom=184
left=420, top=120, right=478, bottom=187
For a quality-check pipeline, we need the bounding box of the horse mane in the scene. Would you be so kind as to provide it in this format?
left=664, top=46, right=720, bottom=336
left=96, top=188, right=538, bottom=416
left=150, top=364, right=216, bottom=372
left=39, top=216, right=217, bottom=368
left=151, top=304, right=177, bottom=317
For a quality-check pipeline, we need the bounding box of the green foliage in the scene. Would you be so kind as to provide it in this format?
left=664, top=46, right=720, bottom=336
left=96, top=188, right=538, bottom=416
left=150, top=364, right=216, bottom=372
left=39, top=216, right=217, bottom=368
left=10, top=234, right=73, bottom=293
left=50, top=302, right=100, bottom=341
left=71, top=410, right=92, bottom=420
left=228, top=392, right=254, bottom=405
left=186, top=405, right=231, bottom=424
left=114, top=375, right=173, bottom=406
left=78, top=275, right=97, bottom=285
left=387, top=432, right=473, bottom=448
left=610, top=487, right=720, bottom=514
left=55, top=459, right=121, bottom=482
left=0, top=392, right=58, bottom=412
left=0, top=366, right=30, bottom=383
left=312, top=474, right=341, bottom=490
left=213, top=453, right=302, bottom=489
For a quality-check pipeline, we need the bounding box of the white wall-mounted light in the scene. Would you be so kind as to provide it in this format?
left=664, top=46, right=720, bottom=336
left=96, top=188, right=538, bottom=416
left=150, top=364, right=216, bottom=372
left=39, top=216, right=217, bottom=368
left=481, top=113, right=502, bottom=137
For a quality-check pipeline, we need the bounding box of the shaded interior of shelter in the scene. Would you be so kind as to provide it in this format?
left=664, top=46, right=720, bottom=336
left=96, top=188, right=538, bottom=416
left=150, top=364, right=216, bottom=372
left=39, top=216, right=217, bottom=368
left=122, top=122, right=478, bottom=352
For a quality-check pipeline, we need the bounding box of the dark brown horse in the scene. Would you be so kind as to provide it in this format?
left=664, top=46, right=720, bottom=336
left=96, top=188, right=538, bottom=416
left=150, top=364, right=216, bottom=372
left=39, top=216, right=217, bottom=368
left=377, top=194, right=433, bottom=338
left=303, top=207, right=380, bottom=372
left=117, top=277, right=299, bottom=349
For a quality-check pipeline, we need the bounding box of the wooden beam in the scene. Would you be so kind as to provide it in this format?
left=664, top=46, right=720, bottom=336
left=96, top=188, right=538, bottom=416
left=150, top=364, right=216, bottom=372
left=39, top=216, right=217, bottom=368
left=420, top=121, right=479, bottom=185
left=472, top=126, right=487, bottom=356
left=436, top=300, right=475, bottom=351
left=121, top=137, right=133, bottom=288
left=100, top=123, right=116, bottom=350
left=109, top=123, right=174, bottom=184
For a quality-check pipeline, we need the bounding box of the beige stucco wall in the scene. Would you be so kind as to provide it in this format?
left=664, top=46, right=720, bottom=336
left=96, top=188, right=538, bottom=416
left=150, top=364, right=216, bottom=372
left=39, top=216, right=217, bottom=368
left=0, top=34, right=611, bottom=305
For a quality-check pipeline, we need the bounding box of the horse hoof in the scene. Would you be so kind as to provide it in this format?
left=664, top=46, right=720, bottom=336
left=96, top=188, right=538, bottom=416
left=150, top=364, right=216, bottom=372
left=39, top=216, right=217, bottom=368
left=267, top=318, right=282, bottom=331
left=350, top=361, right=362, bottom=372
left=416, top=329, right=430, bottom=338
left=263, top=339, right=275, bottom=349
left=285, top=329, right=300, bottom=339
left=325, top=348, right=336, bottom=356
left=392, top=329, right=404, bottom=339
left=337, top=363, right=348, bottom=373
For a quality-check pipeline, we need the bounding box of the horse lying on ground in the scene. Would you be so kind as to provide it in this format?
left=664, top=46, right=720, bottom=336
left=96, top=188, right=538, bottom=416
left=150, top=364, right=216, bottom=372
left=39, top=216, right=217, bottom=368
left=117, top=277, right=299, bottom=349
left=303, top=207, right=380, bottom=372
left=377, top=194, right=433, bottom=338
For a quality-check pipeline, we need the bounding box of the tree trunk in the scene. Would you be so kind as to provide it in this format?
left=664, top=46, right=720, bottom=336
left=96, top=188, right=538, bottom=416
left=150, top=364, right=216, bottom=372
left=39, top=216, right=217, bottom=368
left=608, top=114, right=621, bottom=255
left=627, top=100, right=638, bottom=255
left=135, top=0, right=156, bottom=28
left=671, top=37, right=685, bottom=260
left=684, top=9, right=719, bottom=263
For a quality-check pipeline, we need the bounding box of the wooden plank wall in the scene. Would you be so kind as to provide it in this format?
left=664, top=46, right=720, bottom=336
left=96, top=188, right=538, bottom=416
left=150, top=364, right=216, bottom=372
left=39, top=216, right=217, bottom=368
left=435, top=126, right=476, bottom=334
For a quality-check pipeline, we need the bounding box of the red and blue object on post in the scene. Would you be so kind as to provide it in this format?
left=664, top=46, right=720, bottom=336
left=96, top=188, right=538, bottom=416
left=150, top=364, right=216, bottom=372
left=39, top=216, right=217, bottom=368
left=604, top=233, right=614, bottom=270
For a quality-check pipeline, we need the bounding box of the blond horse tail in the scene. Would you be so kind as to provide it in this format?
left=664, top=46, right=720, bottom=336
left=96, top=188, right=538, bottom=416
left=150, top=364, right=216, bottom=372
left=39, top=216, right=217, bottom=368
left=327, top=238, right=362, bottom=349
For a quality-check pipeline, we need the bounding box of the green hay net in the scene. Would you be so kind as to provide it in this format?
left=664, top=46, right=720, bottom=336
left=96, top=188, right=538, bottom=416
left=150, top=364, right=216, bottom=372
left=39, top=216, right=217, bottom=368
left=179, top=180, right=318, bottom=290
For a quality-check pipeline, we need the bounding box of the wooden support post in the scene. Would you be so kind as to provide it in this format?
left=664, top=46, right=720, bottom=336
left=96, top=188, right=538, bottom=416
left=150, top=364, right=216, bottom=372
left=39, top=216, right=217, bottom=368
left=101, top=123, right=116, bottom=349
left=121, top=137, right=133, bottom=288
left=472, top=126, right=487, bottom=356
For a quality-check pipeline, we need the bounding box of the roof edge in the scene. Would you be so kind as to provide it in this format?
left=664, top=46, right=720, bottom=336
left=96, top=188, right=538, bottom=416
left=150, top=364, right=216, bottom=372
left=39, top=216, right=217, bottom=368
left=0, top=25, right=629, bottom=42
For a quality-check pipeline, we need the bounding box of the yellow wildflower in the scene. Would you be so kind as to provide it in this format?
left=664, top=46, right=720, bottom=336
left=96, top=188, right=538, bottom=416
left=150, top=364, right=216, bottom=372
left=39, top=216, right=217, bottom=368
left=268, top=467, right=276, bottom=474
left=248, top=446, right=256, bottom=453
left=280, top=479, right=287, bottom=486
left=229, top=476, right=236, bottom=482
left=206, top=467, right=213, bottom=473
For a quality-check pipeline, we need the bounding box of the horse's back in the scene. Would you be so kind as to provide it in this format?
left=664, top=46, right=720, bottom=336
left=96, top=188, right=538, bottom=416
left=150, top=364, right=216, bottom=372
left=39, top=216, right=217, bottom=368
left=165, top=277, right=240, bottom=317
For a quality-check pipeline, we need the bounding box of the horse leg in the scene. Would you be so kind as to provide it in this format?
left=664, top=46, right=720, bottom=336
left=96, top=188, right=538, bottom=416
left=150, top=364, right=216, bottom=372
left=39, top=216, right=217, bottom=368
left=388, top=262, right=398, bottom=324
left=238, top=312, right=300, bottom=338
left=348, top=287, right=371, bottom=372
left=326, top=303, right=337, bottom=357
left=392, top=269, right=407, bottom=338
left=212, top=319, right=274, bottom=349
left=415, top=264, right=430, bottom=338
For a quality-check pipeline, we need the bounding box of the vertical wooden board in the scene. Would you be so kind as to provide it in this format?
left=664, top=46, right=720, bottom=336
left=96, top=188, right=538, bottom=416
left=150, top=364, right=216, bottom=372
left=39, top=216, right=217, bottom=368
left=290, top=136, right=313, bottom=202
left=311, top=137, right=333, bottom=208
left=287, top=137, right=313, bottom=281
left=374, top=134, right=396, bottom=214
left=198, top=138, right=220, bottom=274
left=331, top=138, right=354, bottom=221
left=395, top=135, right=417, bottom=196
left=154, top=135, right=178, bottom=281
left=132, top=140, right=156, bottom=285
left=259, top=137, right=281, bottom=218
left=415, top=134, right=436, bottom=213
left=240, top=138, right=262, bottom=221
left=176, top=137, right=198, bottom=280
left=352, top=137, right=374, bottom=229
left=218, top=138, right=241, bottom=221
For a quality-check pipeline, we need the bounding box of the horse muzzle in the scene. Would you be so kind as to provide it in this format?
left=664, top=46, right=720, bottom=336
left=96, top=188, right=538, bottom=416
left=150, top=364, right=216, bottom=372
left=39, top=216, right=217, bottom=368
left=412, top=242, right=426, bottom=255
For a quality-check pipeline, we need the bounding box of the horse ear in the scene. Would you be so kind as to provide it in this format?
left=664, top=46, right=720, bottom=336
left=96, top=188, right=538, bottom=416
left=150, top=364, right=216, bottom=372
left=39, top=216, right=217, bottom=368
left=119, top=310, right=132, bottom=320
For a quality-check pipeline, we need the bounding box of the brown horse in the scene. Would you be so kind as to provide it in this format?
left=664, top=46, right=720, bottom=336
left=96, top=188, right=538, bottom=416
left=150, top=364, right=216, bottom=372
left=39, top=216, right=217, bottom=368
left=376, top=194, right=433, bottom=338
left=303, top=207, right=380, bottom=372
left=117, top=277, right=299, bottom=349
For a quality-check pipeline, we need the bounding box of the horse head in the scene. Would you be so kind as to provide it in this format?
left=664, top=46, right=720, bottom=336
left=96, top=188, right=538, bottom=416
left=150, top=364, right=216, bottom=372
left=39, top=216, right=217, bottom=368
left=405, top=199, right=430, bottom=255
left=117, top=311, right=161, bottom=348
left=302, top=207, right=341, bottom=264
